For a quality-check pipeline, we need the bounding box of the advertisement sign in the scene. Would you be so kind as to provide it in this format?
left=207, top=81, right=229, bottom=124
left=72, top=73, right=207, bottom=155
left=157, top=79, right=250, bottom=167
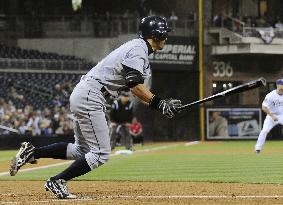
left=206, top=108, right=262, bottom=139
left=149, top=36, right=198, bottom=71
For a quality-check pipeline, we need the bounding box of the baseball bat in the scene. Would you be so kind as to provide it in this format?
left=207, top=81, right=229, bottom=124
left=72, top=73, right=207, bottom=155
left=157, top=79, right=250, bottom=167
left=0, top=124, right=19, bottom=133
left=178, top=77, right=266, bottom=111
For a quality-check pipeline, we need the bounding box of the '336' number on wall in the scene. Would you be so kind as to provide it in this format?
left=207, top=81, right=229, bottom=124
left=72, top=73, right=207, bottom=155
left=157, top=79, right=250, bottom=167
left=212, top=61, right=233, bottom=77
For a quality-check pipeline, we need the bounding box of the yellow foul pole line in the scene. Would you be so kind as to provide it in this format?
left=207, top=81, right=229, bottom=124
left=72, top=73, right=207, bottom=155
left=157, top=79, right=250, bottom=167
left=198, top=0, right=205, bottom=142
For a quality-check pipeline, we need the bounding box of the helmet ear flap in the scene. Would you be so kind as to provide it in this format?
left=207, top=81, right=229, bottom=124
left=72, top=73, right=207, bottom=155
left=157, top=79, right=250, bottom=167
left=151, top=30, right=168, bottom=41
left=151, top=30, right=159, bottom=39
left=159, top=32, right=168, bottom=41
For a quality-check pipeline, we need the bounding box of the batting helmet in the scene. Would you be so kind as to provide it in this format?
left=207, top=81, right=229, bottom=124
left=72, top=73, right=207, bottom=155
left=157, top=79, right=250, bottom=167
left=139, top=16, right=171, bottom=41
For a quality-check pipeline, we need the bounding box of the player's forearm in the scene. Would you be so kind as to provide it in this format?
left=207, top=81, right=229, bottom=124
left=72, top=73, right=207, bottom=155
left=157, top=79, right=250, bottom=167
left=130, top=84, right=153, bottom=105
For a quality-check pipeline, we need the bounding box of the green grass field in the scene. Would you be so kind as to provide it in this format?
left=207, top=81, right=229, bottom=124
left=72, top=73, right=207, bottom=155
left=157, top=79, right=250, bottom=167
left=1, top=141, right=283, bottom=184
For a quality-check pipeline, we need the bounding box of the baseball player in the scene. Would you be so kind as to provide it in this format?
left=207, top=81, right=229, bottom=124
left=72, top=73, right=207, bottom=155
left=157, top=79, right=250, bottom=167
left=255, top=79, right=283, bottom=153
left=9, top=16, right=182, bottom=199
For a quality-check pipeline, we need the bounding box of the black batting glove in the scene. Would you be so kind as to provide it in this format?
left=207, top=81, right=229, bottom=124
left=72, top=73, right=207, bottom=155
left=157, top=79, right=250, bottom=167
left=158, top=98, right=182, bottom=118
left=149, top=95, right=182, bottom=118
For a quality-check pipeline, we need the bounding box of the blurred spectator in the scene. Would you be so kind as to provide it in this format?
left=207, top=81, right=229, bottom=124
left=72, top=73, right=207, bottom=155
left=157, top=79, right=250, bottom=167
left=122, top=9, right=133, bottom=33
left=0, top=97, right=73, bottom=136
left=244, top=16, right=252, bottom=27
left=34, top=111, right=42, bottom=135
left=56, top=120, right=73, bottom=135
left=52, top=106, right=61, bottom=131
left=24, top=105, right=34, bottom=116
left=40, top=114, right=53, bottom=136
left=251, top=17, right=257, bottom=27
left=0, top=115, right=12, bottom=135
left=213, top=13, right=222, bottom=27
left=188, top=11, right=196, bottom=21
left=53, top=95, right=64, bottom=107
left=53, top=83, right=70, bottom=106
left=129, top=117, right=144, bottom=145
left=62, top=81, right=73, bottom=96
left=93, top=12, right=101, bottom=37
left=257, top=17, right=267, bottom=27
left=148, top=9, right=155, bottom=16
left=0, top=98, right=5, bottom=118
left=123, top=9, right=130, bottom=19
left=53, top=84, right=62, bottom=96
left=9, top=86, right=24, bottom=101
left=275, top=18, right=283, bottom=29
left=256, top=27, right=274, bottom=44
left=7, top=100, right=16, bottom=113
left=55, top=108, right=73, bottom=135
left=138, top=0, right=147, bottom=17
left=257, top=12, right=271, bottom=27
left=104, top=11, right=112, bottom=36
left=169, top=10, right=178, bottom=21
left=0, top=74, right=77, bottom=137
left=26, top=111, right=42, bottom=136
left=15, top=108, right=25, bottom=120
left=18, top=120, right=28, bottom=134
left=169, top=10, right=178, bottom=30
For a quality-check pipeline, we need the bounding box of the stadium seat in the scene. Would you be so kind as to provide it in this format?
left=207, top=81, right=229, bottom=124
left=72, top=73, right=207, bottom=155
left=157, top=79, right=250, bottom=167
left=0, top=42, right=94, bottom=70
left=0, top=72, right=81, bottom=109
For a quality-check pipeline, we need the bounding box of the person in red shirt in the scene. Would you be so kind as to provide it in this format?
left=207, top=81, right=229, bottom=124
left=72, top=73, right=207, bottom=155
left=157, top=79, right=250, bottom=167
left=129, top=117, right=143, bottom=145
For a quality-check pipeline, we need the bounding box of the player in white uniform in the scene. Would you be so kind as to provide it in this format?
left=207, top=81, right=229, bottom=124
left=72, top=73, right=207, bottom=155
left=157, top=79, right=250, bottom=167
left=255, top=79, right=283, bottom=153
left=9, top=16, right=182, bottom=199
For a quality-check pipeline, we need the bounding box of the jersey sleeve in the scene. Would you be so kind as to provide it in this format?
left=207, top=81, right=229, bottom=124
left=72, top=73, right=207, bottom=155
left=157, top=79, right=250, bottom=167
left=121, top=46, right=146, bottom=74
left=262, top=94, right=272, bottom=109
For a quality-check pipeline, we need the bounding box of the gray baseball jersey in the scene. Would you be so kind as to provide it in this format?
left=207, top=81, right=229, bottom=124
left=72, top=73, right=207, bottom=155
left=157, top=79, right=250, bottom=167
left=67, top=38, right=152, bottom=170
left=85, top=38, right=151, bottom=96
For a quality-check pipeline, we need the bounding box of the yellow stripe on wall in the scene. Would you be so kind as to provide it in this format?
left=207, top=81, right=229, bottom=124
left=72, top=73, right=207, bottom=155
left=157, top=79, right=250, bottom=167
left=198, top=0, right=205, bottom=142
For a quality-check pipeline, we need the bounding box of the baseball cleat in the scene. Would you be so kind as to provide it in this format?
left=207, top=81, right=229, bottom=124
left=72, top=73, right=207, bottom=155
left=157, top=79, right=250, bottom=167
left=255, top=150, right=261, bottom=154
left=10, top=142, right=37, bottom=176
left=44, top=178, right=77, bottom=199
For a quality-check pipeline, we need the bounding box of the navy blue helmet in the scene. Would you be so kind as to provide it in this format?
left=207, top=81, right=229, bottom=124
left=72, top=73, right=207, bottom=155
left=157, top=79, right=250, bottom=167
left=139, top=16, right=171, bottom=41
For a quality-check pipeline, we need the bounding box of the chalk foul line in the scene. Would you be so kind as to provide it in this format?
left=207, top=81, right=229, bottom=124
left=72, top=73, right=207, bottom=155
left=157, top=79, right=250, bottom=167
left=0, top=142, right=198, bottom=177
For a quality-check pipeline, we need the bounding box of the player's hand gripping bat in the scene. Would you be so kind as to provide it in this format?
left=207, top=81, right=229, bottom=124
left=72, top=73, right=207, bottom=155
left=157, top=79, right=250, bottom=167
left=177, top=77, right=266, bottom=111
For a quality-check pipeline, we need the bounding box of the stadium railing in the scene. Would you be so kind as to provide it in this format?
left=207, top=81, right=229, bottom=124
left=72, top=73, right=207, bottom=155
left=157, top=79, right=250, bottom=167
left=1, top=15, right=196, bottom=38
left=213, top=15, right=283, bottom=39
left=0, top=58, right=92, bottom=70
left=242, top=27, right=283, bottom=38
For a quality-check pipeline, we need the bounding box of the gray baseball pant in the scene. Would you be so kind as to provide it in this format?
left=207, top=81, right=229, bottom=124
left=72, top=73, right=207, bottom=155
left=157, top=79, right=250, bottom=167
left=67, top=76, right=111, bottom=170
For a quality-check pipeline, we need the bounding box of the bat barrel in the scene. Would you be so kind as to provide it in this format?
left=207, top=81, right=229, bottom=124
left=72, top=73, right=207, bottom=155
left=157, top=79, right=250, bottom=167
left=178, top=77, right=266, bottom=111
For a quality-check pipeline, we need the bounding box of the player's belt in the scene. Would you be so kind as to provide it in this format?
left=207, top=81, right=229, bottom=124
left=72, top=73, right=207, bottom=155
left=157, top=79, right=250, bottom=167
left=81, top=75, right=110, bottom=98
left=100, top=86, right=110, bottom=98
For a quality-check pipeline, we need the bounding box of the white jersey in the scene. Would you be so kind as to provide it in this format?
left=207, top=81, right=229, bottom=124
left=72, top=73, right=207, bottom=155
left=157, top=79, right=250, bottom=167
left=85, top=38, right=151, bottom=96
left=262, top=90, right=283, bottom=115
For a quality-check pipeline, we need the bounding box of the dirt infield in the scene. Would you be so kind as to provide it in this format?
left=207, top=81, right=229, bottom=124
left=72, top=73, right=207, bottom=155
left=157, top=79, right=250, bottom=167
left=1, top=181, right=283, bottom=204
